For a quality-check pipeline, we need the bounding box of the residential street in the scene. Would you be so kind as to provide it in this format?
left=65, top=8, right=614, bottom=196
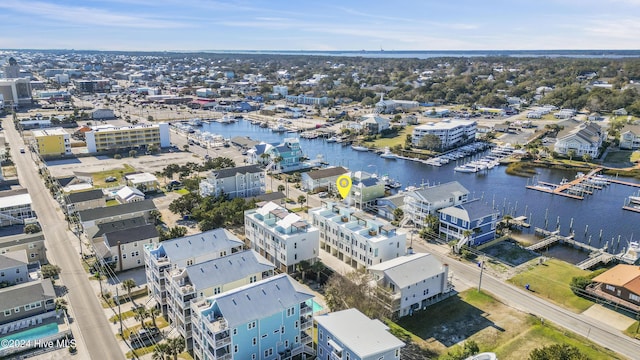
left=2, top=116, right=124, bottom=360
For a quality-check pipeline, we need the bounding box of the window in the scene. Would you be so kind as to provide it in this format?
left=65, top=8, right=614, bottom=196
left=4, top=310, right=10, bottom=316
left=605, top=284, right=616, bottom=292
left=233, top=328, right=237, bottom=335
left=319, top=329, right=323, bottom=340
left=14, top=307, right=19, bottom=313
left=234, top=345, right=238, bottom=353
left=264, top=348, right=273, bottom=357
left=295, top=320, right=299, bottom=328
left=30, top=253, right=36, bottom=258
left=630, top=293, right=640, bottom=302
left=252, top=355, right=256, bottom=360
left=248, top=321, right=256, bottom=330
left=16, top=268, right=19, bottom=273
left=285, top=340, right=289, bottom=348
left=122, top=254, right=126, bottom=259
left=252, top=337, right=257, bottom=345
left=281, top=326, right=285, bottom=334
left=395, top=349, right=400, bottom=357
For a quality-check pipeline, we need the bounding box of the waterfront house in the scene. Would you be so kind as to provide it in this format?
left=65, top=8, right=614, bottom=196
left=368, top=253, right=451, bottom=318
left=315, top=308, right=405, bottom=360
left=590, top=265, right=640, bottom=308
left=166, top=249, right=275, bottom=349
left=359, top=114, right=390, bottom=134
left=143, top=229, right=245, bottom=313
left=553, top=121, right=604, bottom=158
left=0, top=278, right=55, bottom=325
left=376, top=193, right=406, bottom=221
left=438, top=199, right=499, bottom=246
left=350, top=171, right=386, bottom=210
left=190, top=274, right=315, bottom=360
left=309, top=202, right=406, bottom=270
left=403, top=182, right=470, bottom=228
left=300, top=166, right=349, bottom=192
left=619, top=124, right=640, bottom=150
left=244, top=202, right=319, bottom=273
left=199, top=164, right=265, bottom=199
left=0, top=232, right=46, bottom=265
left=124, top=172, right=159, bottom=193
left=248, top=138, right=308, bottom=173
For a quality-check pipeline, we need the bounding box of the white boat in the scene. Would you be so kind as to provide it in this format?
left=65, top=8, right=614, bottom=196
left=454, top=164, right=479, bottom=173
left=218, top=115, right=235, bottom=124
left=629, top=196, right=640, bottom=205
left=326, top=136, right=338, bottom=143
left=271, top=124, right=287, bottom=132
left=622, top=240, right=640, bottom=263
left=188, top=118, right=202, bottom=126
left=351, top=145, right=369, bottom=151
left=380, top=147, right=397, bottom=159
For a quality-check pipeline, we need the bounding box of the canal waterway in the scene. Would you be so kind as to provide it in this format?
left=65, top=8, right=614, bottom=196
left=199, top=120, right=639, bottom=253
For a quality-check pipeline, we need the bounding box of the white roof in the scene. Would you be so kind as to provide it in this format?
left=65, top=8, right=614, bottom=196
left=125, top=173, right=157, bottom=184
left=0, top=193, right=32, bottom=209
left=256, top=201, right=280, bottom=216
left=32, top=127, right=68, bottom=137
left=315, top=308, right=405, bottom=357
left=116, top=186, right=144, bottom=201
left=415, top=119, right=475, bottom=131
left=368, top=253, right=444, bottom=288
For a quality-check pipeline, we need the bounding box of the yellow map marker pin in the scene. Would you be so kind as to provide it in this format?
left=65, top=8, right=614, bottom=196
left=336, top=174, right=352, bottom=199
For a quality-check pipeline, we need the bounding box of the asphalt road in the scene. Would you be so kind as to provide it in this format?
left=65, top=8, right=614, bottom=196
left=2, top=116, right=124, bottom=360
left=410, top=239, right=640, bottom=359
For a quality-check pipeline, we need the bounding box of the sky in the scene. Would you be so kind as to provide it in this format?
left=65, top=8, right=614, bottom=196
left=0, top=0, right=639, bottom=51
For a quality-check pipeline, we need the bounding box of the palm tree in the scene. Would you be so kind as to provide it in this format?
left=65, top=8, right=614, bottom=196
left=149, top=306, right=161, bottom=329
left=277, top=184, right=285, bottom=193
left=55, top=298, right=68, bottom=315
left=166, top=337, right=186, bottom=360
left=297, top=195, right=307, bottom=208
left=274, top=155, right=284, bottom=171
left=502, top=214, right=513, bottom=230
left=310, top=261, right=325, bottom=283
left=121, top=278, right=137, bottom=301
left=259, top=152, right=270, bottom=165
left=133, top=305, right=149, bottom=328
left=297, top=260, right=311, bottom=281
left=152, top=343, right=169, bottom=360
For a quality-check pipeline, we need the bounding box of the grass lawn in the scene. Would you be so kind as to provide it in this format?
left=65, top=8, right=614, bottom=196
left=92, top=164, right=136, bottom=187
left=631, top=151, right=640, bottom=163
left=178, top=352, right=195, bottom=360
left=624, top=321, right=640, bottom=340
left=1, top=165, right=16, bottom=177
left=495, top=322, right=623, bottom=360
left=368, top=126, right=413, bottom=149
left=117, top=316, right=169, bottom=340
left=109, top=310, right=135, bottom=323
left=508, top=259, right=593, bottom=312
left=604, top=150, right=634, bottom=164
left=106, top=199, right=120, bottom=206
left=174, top=188, right=190, bottom=195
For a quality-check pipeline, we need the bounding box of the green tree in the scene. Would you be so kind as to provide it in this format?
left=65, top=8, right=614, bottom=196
left=149, top=306, right=161, bottom=329
left=297, top=194, right=307, bottom=207
left=166, top=337, right=186, bottom=360
left=393, top=207, right=404, bottom=222
left=133, top=305, right=149, bottom=328
left=55, top=298, right=68, bottom=315
left=121, top=278, right=137, bottom=300
left=582, top=153, right=592, bottom=163
left=41, top=264, right=61, bottom=279
left=277, top=184, right=286, bottom=193
left=24, top=224, right=42, bottom=233
left=570, top=276, right=592, bottom=295
left=129, top=149, right=137, bottom=158
left=529, top=344, right=590, bottom=360
left=297, top=260, right=311, bottom=281
left=567, top=149, right=577, bottom=161
left=418, top=134, right=442, bottom=150
left=152, top=343, right=170, bottom=360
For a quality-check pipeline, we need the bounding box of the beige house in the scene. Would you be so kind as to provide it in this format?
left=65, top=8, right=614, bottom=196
left=66, top=189, right=105, bottom=213
left=0, top=233, right=46, bottom=265
left=125, top=172, right=160, bottom=193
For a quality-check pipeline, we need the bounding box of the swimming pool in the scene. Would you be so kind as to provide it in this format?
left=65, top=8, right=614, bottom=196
left=306, top=299, right=324, bottom=313
left=0, top=323, right=59, bottom=349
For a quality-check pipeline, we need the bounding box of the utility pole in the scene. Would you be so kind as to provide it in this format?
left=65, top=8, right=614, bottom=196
left=478, top=260, right=484, bottom=292
left=117, top=288, right=123, bottom=337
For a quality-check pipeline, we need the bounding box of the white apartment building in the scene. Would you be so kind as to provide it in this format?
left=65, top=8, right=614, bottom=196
left=0, top=189, right=36, bottom=227
left=309, top=202, right=406, bottom=270
left=403, top=181, right=470, bottom=228
left=412, top=119, right=476, bottom=149
left=199, top=165, right=265, bottom=199
left=143, top=229, right=245, bottom=313
left=166, top=249, right=275, bottom=349
left=244, top=202, right=319, bottom=273
left=85, top=123, right=170, bottom=153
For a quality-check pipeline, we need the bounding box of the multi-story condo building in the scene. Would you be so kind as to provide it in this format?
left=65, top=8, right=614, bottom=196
left=199, top=165, right=265, bottom=199
left=412, top=119, right=476, bottom=149
left=620, top=124, right=640, bottom=150
left=143, top=229, right=245, bottom=313
left=553, top=121, right=604, bottom=158
left=0, top=233, right=46, bottom=265
left=0, top=189, right=36, bottom=227
left=0, top=78, right=32, bottom=107
left=369, top=253, right=451, bottom=318
left=403, top=181, right=470, bottom=228
left=85, top=123, right=170, bottom=153
left=315, top=308, right=405, bottom=360
left=285, top=94, right=328, bottom=105
left=309, top=202, right=406, bottom=270
left=244, top=202, right=319, bottom=273
left=32, top=127, right=71, bottom=157
left=166, top=250, right=275, bottom=349
left=190, top=274, right=315, bottom=360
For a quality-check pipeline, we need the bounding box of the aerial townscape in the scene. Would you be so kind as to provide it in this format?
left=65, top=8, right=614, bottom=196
left=2, top=3, right=640, bottom=360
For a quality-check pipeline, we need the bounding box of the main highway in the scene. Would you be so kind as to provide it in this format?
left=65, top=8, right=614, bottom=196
left=2, top=115, right=124, bottom=359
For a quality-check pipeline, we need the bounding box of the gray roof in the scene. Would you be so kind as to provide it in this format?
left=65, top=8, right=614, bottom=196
left=315, top=308, right=405, bottom=357
left=95, top=216, right=147, bottom=238
left=305, top=167, right=348, bottom=180
left=162, top=228, right=243, bottom=261
left=104, top=224, right=159, bottom=247
left=438, top=199, right=498, bottom=222
left=66, top=189, right=104, bottom=204
left=0, top=233, right=44, bottom=249
left=410, top=181, right=469, bottom=203
left=230, top=136, right=260, bottom=148
left=250, top=191, right=286, bottom=204
left=379, top=193, right=406, bottom=208
left=0, top=278, right=55, bottom=311
left=212, top=274, right=313, bottom=328
left=184, top=250, right=274, bottom=290
left=212, top=165, right=263, bottom=179
left=78, top=199, right=156, bottom=222
left=0, top=188, right=28, bottom=198
left=0, top=250, right=28, bottom=269
left=369, top=253, right=444, bottom=288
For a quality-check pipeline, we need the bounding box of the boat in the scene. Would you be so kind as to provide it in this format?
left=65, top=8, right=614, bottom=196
left=218, top=115, right=235, bottom=124
left=629, top=196, right=640, bottom=205
left=454, top=164, right=479, bottom=173
left=188, top=118, right=203, bottom=126
left=381, top=175, right=401, bottom=189
left=622, top=240, right=640, bottom=263
left=380, top=147, right=397, bottom=159
left=326, top=136, right=338, bottom=143
left=259, top=122, right=268, bottom=128
left=351, top=145, right=369, bottom=152
left=271, top=124, right=287, bottom=133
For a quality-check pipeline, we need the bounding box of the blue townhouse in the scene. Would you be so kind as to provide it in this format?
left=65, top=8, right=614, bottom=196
left=438, top=199, right=499, bottom=247
left=190, top=274, right=315, bottom=360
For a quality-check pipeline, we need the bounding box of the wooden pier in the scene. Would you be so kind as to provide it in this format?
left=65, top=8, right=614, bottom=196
left=526, top=167, right=606, bottom=200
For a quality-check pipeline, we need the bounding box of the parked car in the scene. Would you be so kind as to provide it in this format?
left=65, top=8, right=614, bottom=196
left=317, top=191, right=328, bottom=198
left=105, top=176, right=117, bottom=182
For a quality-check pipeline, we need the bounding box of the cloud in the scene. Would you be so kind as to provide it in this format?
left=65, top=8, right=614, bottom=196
left=0, top=0, right=188, bottom=29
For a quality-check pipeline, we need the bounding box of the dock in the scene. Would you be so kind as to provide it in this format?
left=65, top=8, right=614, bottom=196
left=526, top=167, right=605, bottom=200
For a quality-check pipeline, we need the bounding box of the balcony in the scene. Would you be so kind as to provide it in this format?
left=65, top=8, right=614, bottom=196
left=300, top=302, right=312, bottom=316
left=300, top=315, right=312, bottom=331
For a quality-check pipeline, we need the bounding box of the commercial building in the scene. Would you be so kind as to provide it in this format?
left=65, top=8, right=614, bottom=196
left=166, top=250, right=275, bottom=348
left=32, top=127, right=71, bottom=157
left=85, top=123, right=170, bottom=153
left=143, top=229, right=245, bottom=312
left=199, top=165, right=264, bottom=199
left=0, top=78, right=32, bottom=107
left=244, top=202, right=319, bottom=273
left=369, top=253, right=451, bottom=318
left=412, top=119, right=477, bottom=149
left=190, top=274, right=315, bottom=360
left=309, top=202, right=406, bottom=270
left=315, top=308, right=405, bottom=360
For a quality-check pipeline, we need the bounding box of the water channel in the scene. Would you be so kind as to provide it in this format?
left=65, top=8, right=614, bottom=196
left=198, top=119, right=639, bottom=254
